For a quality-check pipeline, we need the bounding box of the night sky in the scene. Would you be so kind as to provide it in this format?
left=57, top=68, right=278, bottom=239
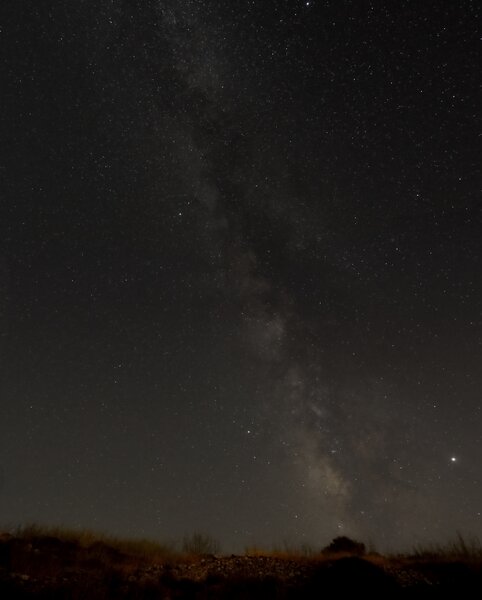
left=1, top=1, right=481, bottom=552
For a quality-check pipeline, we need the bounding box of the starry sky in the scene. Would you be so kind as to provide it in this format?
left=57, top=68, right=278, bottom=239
left=1, top=1, right=481, bottom=552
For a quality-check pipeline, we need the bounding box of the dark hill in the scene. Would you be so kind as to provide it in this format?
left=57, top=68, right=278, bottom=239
left=1, top=531, right=482, bottom=598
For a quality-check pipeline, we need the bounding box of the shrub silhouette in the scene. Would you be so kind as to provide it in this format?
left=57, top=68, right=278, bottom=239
left=323, top=536, right=366, bottom=556
left=182, top=532, right=220, bottom=555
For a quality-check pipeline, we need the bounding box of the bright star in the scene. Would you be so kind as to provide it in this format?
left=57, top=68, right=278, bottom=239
left=450, top=456, right=457, bottom=463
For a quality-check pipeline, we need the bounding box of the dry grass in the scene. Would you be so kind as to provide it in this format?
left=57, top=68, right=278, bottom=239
left=2, top=525, right=482, bottom=598
left=13, top=522, right=179, bottom=563
left=181, top=532, right=221, bottom=555
left=9, top=525, right=482, bottom=563
left=407, top=532, right=482, bottom=561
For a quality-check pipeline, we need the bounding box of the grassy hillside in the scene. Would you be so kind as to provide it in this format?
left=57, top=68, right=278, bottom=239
left=1, top=525, right=481, bottom=598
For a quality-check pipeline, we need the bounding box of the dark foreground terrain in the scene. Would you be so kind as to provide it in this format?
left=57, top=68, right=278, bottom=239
left=1, top=531, right=482, bottom=598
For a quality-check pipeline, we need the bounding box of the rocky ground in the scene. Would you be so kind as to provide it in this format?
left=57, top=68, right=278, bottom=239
left=1, top=533, right=481, bottom=598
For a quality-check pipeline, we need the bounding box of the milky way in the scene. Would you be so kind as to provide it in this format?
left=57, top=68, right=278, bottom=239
left=1, top=1, right=481, bottom=551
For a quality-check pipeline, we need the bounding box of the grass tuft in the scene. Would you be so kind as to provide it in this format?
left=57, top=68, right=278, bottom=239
left=409, top=532, right=482, bottom=561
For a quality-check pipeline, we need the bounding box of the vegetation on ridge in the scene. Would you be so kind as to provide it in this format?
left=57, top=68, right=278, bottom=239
left=1, top=524, right=482, bottom=598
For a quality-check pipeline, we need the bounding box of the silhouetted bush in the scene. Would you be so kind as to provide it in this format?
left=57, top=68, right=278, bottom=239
left=323, top=536, right=366, bottom=556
